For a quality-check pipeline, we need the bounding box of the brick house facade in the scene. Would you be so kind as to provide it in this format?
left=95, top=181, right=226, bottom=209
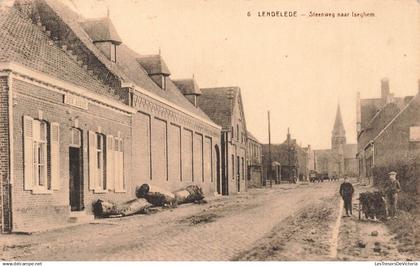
left=0, top=0, right=221, bottom=233
left=357, top=78, right=420, bottom=192
left=262, top=129, right=309, bottom=183
left=198, top=87, right=248, bottom=195
left=246, top=131, right=263, bottom=188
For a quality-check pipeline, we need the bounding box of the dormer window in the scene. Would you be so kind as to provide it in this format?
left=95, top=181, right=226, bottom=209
left=137, top=55, right=171, bottom=90
left=161, top=75, right=167, bottom=90
left=110, top=43, right=117, bottom=63
left=80, top=17, right=122, bottom=63
left=173, top=78, right=202, bottom=107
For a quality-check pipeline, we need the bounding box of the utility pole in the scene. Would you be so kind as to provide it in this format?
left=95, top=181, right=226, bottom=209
left=268, top=111, right=272, bottom=188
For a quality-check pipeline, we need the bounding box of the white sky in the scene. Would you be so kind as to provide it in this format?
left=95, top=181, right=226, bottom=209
left=64, top=0, right=420, bottom=149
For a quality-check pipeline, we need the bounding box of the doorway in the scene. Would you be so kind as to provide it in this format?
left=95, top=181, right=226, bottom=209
left=69, top=128, right=84, bottom=211
left=237, top=156, right=240, bottom=192
left=215, top=145, right=221, bottom=194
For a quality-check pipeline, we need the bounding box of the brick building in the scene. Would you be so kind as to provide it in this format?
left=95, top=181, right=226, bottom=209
left=262, top=129, right=309, bottom=183
left=357, top=78, right=420, bottom=192
left=0, top=0, right=221, bottom=233
left=313, top=105, right=358, bottom=178
left=198, top=87, right=248, bottom=195
left=246, top=131, right=263, bottom=188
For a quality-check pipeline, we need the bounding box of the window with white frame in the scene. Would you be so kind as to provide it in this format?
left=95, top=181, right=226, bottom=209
left=96, top=133, right=106, bottom=190
left=88, top=131, right=124, bottom=193
left=114, top=137, right=124, bottom=192
left=33, top=120, right=48, bottom=188
left=23, top=116, right=60, bottom=193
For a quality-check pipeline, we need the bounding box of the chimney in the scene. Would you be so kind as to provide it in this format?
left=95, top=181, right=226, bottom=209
left=381, top=78, right=390, bottom=101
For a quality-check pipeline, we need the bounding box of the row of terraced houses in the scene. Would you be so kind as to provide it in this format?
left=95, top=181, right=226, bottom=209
left=0, top=0, right=263, bottom=233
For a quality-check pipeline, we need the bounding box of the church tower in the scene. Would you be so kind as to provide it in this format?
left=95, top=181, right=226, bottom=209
left=331, top=104, right=346, bottom=154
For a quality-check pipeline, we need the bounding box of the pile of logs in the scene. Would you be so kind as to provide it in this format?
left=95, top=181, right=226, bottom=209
left=359, top=191, right=387, bottom=220
left=93, top=198, right=151, bottom=218
left=93, top=184, right=206, bottom=218
left=173, top=185, right=205, bottom=204
left=136, top=184, right=177, bottom=207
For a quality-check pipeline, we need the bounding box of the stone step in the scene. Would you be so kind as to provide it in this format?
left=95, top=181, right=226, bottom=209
left=68, top=211, right=95, bottom=224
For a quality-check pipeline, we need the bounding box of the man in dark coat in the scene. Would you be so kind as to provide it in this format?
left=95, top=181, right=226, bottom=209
left=385, top=171, right=401, bottom=218
left=340, top=176, right=355, bottom=216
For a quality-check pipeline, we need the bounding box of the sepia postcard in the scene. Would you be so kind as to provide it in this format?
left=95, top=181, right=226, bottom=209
left=0, top=0, right=419, bottom=263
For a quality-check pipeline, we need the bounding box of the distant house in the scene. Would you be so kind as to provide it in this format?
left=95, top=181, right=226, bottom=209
left=357, top=78, right=420, bottom=192
left=246, top=131, right=263, bottom=188
left=262, top=129, right=309, bottom=183
left=313, top=105, right=358, bottom=178
left=198, top=87, right=248, bottom=195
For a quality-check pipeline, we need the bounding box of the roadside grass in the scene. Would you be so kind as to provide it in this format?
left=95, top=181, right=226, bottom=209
left=385, top=193, right=419, bottom=258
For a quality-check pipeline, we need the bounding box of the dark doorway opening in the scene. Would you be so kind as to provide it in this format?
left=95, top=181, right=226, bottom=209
left=69, top=128, right=84, bottom=211
left=237, top=156, right=240, bottom=192
left=215, top=145, right=221, bottom=194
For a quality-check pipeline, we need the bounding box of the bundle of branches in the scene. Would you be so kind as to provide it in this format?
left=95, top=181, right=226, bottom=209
left=136, top=184, right=176, bottom=207
left=173, top=185, right=205, bottom=204
left=93, top=198, right=151, bottom=218
left=359, top=191, right=387, bottom=220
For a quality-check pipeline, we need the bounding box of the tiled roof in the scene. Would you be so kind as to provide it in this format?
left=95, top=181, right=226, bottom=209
left=137, top=55, right=171, bottom=76
left=115, top=45, right=211, bottom=118
left=198, top=87, right=239, bottom=129
left=37, top=0, right=130, bottom=82
left=173, top=79, right=201, bottom=95
left=4, top=0, right=213, bottom=121
left=0, top=5, right=121, bottom=100
left=80, top=17, right=122, bottom=44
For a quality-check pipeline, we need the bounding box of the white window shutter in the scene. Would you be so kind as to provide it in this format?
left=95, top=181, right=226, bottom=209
left=115, top=139, right=124, bottom=192
left=106, top=135, right=114, bottom=191
left=23, top=116, right=34, bottom=190
left=50, top=122, right=60, bottom=190
left=88, top=131, right=97, bottom=190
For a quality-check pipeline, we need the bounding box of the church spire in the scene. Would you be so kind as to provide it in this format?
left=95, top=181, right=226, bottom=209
left=333, top=104, right=345, bottom=136
left=332, top=103, right=346, bottom=152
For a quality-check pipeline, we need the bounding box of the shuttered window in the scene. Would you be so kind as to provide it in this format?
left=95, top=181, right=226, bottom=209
left=89, top=131, right=107, bottom=192
left=88, top=131, right=124, bottom=193
left=23, top=116, right=60, bottom=193
left=106, top=135, right=114, bottom=191
left=50, top=122, right=60, bottom=190
left=114, top=138, right=125, bottom=192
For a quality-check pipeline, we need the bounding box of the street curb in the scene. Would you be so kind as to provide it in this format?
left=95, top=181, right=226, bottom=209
left=330, top=197, right=343, bottom=259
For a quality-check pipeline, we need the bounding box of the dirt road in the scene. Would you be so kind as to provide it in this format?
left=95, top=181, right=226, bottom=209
left=1, top=182, right=339, bottom=261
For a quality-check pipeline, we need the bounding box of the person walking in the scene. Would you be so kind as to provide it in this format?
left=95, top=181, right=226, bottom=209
left=385, top=171, right=401, bottom=218
left=339, top=176, right=355, bottom=217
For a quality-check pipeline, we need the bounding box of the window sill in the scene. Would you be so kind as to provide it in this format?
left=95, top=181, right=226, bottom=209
left=114, top=190, right=126, bottom=193
left=93, top=189, right=108, bottom=194
left=31, top=188, right=53, bottom=195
